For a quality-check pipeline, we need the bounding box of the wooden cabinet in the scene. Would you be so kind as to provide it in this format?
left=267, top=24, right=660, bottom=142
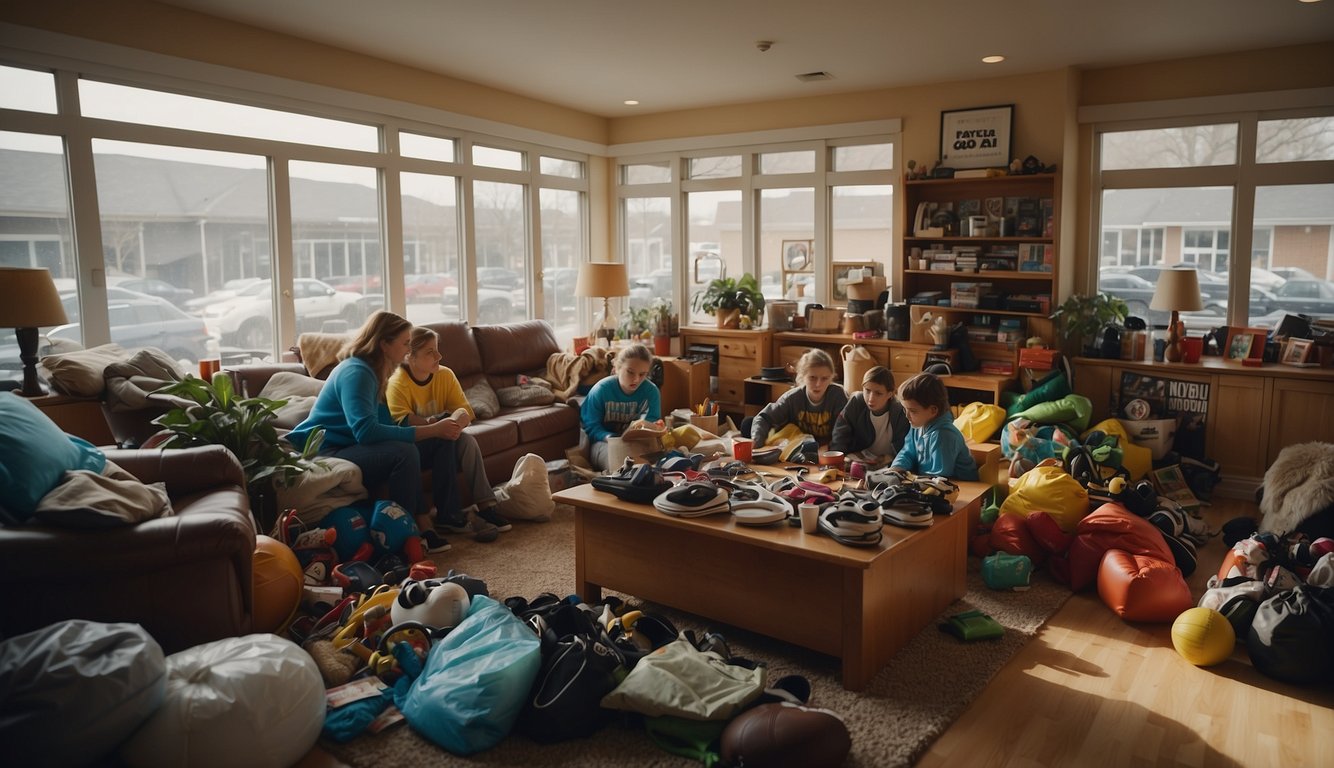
left=21, top=392, right=116, bottom=446
left=900, top=173, right=1059, bottom=371
left=678, top=327, right=772, bottom=417
left=1074, top=357, right=1334, bottom=497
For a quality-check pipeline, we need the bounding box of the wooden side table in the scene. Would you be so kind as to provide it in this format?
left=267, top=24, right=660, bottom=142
left=16, top=391, right=117, bottom=445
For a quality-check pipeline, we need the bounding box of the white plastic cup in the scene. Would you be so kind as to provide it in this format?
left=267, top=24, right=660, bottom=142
left=799, top=503, right=819, bottom=533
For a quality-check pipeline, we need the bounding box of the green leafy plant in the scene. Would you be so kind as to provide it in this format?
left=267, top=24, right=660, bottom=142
left=1050, top=292, right=1128, bottom=354
left=690, top=274, right=765, bottom=324
left=651, top=297, right=675, bottom=336
left=150, top=372, right=325, bottom=492
left=618, top=305, right=652, bottom=339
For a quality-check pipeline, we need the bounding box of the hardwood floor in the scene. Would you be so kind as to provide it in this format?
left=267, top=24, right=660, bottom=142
left=919, top=496, right=1334, bottom=768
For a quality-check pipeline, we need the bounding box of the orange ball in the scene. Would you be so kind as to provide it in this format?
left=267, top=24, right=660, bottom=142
left=252, top=535, right=304, bottom=633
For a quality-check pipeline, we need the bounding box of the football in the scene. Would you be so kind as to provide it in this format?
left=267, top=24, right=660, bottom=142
left=720, top=702, right=851, bottom=767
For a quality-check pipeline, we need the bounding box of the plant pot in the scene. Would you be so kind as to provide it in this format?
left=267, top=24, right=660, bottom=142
left=249, top=484, right=279, bottom=537
left=653, top=334, right=671, bottom=356
left=717, top=308, right=741, bottom=329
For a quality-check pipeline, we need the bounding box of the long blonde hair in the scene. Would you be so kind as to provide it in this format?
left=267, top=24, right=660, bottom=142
left=341, top=310, right=412, bottom=393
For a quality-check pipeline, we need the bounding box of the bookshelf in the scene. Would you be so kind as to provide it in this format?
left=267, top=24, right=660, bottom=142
left=900, top=172, right=1059, bottom=374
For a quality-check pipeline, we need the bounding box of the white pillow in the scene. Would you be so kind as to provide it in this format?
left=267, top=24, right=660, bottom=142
left=39, top=343, right=129, bottom=397
left=258, top=372, right=324, bottom=429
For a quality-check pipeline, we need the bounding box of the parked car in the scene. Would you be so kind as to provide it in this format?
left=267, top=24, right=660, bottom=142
left=1270, top=266, right=1318, bottom=282
left=1124, top=266, right=1230, bottom=302
left=200, top=278, right=363, bottom=349
left=628, top=269, right=674, bottom=309
left=183, top=277, right=264, bottom=312
left=441, top=286, right=514, bottom=324
left=404, top=273, right=453, bottom=303
left=1269, top=279, right=1334, bottom=319
left=476, top=267, right=520, bottom=291
left=324, top=274, right=382, bottom=294
left=106, top=276, right=196, bottom=306
left=1098, top=272, right=1229, bottom=327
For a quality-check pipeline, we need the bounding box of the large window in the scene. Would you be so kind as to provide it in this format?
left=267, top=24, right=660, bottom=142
left=1093, top=109, right=1334, bottom=331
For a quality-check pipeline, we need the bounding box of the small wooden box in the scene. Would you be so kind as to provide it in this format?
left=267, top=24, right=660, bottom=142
left=1018, top=347, right=1061, bottom=370
left=807, top=308, right=843, bottom=334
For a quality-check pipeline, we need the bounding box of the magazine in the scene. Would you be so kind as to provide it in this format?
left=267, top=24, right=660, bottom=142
left=1150, top=464, right=1201, bottom=512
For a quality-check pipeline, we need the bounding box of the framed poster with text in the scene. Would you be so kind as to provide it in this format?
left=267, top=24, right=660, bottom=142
left=940, top=104, right=1013, bottom=169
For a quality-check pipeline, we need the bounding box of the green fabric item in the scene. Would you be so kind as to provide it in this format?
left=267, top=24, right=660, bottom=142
left=644, top=716, right=726, bottom=767
left=1010, top=394, right=1093, bottom=433
left=939, top=610, right=1005, bottom=641
left=1005, top=370, right=1071, bottom=418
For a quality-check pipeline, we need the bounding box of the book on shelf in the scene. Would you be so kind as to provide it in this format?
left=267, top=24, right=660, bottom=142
left=1041, top=198, right=1055, bottom=237
left=957, top=199, right=982, bottom=218
left=1018, top=243, right=1054, bottom=272
left=954, top=168, right=1006, bottom=179
left=980, top=360, right=1016, bottom=376
left=909, top=290, right=944, bottom=306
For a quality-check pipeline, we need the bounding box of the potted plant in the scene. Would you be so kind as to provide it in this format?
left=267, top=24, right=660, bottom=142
left=690, top=274, right=765, bottom=329
left=651, top=298, right=675, bottom=356
left=150, top=372, right=325, bottom=531
left=1050, top=292, right=1129, bottom=357
left=617, top=304, right=652, bottom=342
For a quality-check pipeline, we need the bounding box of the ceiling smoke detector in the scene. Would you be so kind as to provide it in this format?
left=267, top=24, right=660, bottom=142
left=795, top=71, right=833, bottom=82
left=755, top=40, right=773, bottom=52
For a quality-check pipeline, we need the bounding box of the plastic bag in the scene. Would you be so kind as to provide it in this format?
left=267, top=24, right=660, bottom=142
left=400, top=595, right=541, bottom=754
left=494, top=453, right=554, bottom=522
left=601, top=636, right=766, bottom=721
left=954, top=402, right=1006, bottom=443
left=999, top=463, right=1090, bottom=533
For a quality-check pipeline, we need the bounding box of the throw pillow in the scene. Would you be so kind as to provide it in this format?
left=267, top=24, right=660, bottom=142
left=32, top=460, right=173, bottom=528
left=464, top=379, right=499, bottom=420
left=0, top=395, right=107, bottom=520
left=495, top=383, right=555, bottom=408
left=39, top=343, right=129, bottom=397
left=258, top=372, right=325, bottom=429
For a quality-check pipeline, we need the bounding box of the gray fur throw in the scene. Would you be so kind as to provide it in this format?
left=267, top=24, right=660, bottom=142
left=1259, top=442, right=1334, bottom=536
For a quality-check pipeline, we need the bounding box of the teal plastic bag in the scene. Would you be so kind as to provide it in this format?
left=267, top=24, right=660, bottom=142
left=400, top=595, right=541, bottom=755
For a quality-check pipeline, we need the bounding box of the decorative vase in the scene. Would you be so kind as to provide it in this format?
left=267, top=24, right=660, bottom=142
left=717, top=308, right=741, bottom=329
left=653, top=334, right=671, bottom=356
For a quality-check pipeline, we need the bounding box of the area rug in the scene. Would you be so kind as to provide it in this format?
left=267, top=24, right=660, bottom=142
left=324, top=503, right=1070, bottom=768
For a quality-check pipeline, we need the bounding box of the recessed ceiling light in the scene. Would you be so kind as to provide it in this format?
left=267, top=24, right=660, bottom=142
left=1298, top=0, right=1321, bottom=4
left=623, top=100, right=640, bottom=106
left=982, top=55, right=1006, bottom=64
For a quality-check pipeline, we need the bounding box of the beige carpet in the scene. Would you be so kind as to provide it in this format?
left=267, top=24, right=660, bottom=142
left=325, top=503, right=1070, bottom=768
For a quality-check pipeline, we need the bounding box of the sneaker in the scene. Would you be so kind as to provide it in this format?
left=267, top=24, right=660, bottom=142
left=434, top=513, right=471, bottom=535
left=476, top=506, right=512, bottom=532
left=471, top=516, right=500, bottom=543
left=420, top=529, right=451, bottom=553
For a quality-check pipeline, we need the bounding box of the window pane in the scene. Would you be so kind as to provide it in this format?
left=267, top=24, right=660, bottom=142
left=1100, top=125, right=1238, bottom=170
left=760, top=150, right=814, bottom=175
left=473, top=180, right=527, bottom=323
left=833, top=143, right=893, bottom=171
left=400, top=132, right=457, bottom=163
left=760, top=188, right=814, bottom=305
left=1252, top=183, right=1334, bottom=324
left=540, top=156, right=582, bottom=178
left=540, top=188, right=583, bottom=344
left=79, top=80, right=377, bottom=151
left=1257, top=117, right=1334, bottom=163
left=0, top=66, right=57, bottom=113
left=401, top=172, right=461, bottom=326
left=0, top=132, right=75, bottom=383
left=688, top=156, right=741, bottom=179
left=1098, top=187, right=1232, bottom=333
left=473, top=145, right=523, bottom=171
left=832, top=185, right=893, bottom=283
left=623, top=196, right=671, bottom=314
left=92, top=140, right=278, bottom=368
left=290, top=160, right=381, bottom=349
left=687, top=190, right=741, bottom=324
left=623, top=162, right=671, bottom=185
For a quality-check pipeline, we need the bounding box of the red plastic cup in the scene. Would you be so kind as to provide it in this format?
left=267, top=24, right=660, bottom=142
left=1180, top=336, right=1203, bottom=364
left=732, top=437, right=753, bottom=463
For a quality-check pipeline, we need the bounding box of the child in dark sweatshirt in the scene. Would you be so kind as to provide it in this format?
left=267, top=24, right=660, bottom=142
left=831, top=365, right=910, bottom=465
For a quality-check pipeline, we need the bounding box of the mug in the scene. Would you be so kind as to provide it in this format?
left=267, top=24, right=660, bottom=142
left=732, top=437, right=753, bottom=463
left=1180, top=336, right=1203, bottom=364
left=573, top=336, right=590, bottom=354
left=197, top=358, right=221, bottom=380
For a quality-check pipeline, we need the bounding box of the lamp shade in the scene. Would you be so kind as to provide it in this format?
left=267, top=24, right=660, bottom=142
left=0, top=268, right=68, bottom=328
left=1149, top=269, right=1204, bottom=313
left=575, top=262, right=629, bottom=299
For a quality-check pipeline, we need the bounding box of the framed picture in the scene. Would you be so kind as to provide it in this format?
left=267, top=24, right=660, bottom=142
left=781, top=239, right=813, bottom=272
left=1224, top=326, right=1267, bottom=362
left=1281, top=338, right=1315, bottom=366
left=832, top=261, right=879, bottom=303
left=940, top=104, right=1014, bottom=170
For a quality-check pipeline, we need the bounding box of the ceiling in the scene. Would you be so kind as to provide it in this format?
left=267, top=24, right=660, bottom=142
left=156, top=0, right=1334, bottom=118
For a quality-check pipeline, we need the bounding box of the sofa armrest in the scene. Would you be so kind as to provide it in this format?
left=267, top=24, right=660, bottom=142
left=223, top=363, right=308, bottom=398
left=106, top=445, right=247, bottom=497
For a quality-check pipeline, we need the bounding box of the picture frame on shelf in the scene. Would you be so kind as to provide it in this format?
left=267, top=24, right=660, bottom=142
left=832, top=261, right=879, bottom=303
left=1280, top=337, right=1316, bottom=366
left=940, top=104, right=1014, bottom=170
left=1224, top=326, right=1267, bottom=362
left=781, top=239, right=813, bottom=272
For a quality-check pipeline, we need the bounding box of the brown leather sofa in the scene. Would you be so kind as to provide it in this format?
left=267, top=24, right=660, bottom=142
left=0, top=445, right=255, bottom=654
left=226, top=319, right=581, bottom=483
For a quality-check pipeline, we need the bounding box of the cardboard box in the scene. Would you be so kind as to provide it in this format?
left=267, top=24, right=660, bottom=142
left=1119, top=418, right=1178, bottom=460
left=1018, top=347, right=1061, bottom=370
left=846, top=274, right=887, bottom=301
left=660, top=356, right=709, bottom=414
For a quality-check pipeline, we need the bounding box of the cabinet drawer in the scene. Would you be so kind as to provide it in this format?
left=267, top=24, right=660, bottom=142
left=720, top=339, right=760, bottom=359
left=718, top=356, right=755, bottom=385
left=891, top=349, right=925, bottom=375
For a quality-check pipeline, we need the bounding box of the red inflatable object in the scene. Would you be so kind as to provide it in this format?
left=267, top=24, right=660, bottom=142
left=1067, top=503, right=1175, bottom=592
left=1026, top=510, right=1074, bottom=555
left=990, top=513, right=1047, bottom=568
left=1097, top=549, right=1193, bottom=622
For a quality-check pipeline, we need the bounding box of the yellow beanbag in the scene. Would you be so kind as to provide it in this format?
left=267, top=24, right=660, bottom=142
left=954, top=402, right=1006, bottom=443
left=999, top=462, right=1090, bottom=533
left=1083, top=418, right=1151, bottom=481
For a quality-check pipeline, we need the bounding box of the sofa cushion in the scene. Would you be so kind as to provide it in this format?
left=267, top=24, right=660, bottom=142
left=464, top=419, right=520, bottom=457
left=474, top=321, right=558, bottom=380
left=464, top=379, right=500, bottom=420
left=0, top=395, right=108, bottom=522
left=492, top=405, right=580, bottom=445
left=39, top=343, right=129, bottom=397
left=427, top=321, right=483, bottom=385
left=496, top=383, right=555, bottom=408
left=257, top=372, right=324, bottom=429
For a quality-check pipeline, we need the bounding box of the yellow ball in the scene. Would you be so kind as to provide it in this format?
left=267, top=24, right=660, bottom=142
left=1171, top=607, right=1235, bottom=666
left=252, top=535, right=304, bottom=633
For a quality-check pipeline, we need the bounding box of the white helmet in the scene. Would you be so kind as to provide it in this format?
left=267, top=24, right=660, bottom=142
left=391, top=579, right=471, bottom=631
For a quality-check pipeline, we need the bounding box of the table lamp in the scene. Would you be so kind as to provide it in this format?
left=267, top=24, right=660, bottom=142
left=1149, top=269, right=1203, bottom=363
left=575, top=262, right=629, bottom=343
left=0, top=267, right=69, bottom=397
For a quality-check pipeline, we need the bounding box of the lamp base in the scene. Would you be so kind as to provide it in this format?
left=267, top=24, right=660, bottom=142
left=15, top=326, right=48, bottom=398
left=1163, top=310, right=1183, bottom=363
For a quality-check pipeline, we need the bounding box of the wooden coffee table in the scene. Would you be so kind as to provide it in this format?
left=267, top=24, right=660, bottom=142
left=552, top=479, right=986, bottom=690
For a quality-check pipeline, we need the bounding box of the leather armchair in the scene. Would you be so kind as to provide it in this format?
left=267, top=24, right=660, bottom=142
left=0, top=445, right=256, bottom=653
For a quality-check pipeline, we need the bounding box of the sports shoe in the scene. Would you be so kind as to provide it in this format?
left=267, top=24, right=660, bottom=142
left=476, top=505, right=512, bottom=532
left=471, top=516, right=501, bottom=543
left=420, top=529, right=451, bottom=553
left=434, top=512, right=471, bottom=535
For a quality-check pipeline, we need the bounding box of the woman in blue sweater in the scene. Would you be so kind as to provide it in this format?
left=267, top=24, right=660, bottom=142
left=288, top=311, right=462, bottom=552
left=580, top=344, right=661, bottom=470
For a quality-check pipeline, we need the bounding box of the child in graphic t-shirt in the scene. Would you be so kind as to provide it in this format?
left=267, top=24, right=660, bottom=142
left=830, top=365, right=910, bottom=465
left=890, top=372, right=979, bottom=480
left=751, top=349, right=848, bottom=447
left=581, top=344, right=661, bottom=470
